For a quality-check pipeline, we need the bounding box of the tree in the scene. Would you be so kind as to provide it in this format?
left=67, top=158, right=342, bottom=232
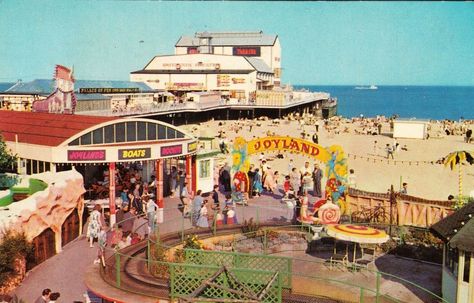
left=0, top=133, right=17, bottom=173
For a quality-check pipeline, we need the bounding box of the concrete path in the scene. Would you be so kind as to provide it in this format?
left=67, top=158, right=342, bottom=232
left=12, top=190, right=291, bottom=302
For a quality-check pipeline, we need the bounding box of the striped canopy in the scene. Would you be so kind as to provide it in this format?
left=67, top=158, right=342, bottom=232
left=326, top=224, right=390, bottom=244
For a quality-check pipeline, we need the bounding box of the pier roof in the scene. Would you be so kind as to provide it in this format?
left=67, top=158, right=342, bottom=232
left=176, top=31, right=277, bottom=47
left=5, top=79, right=153, bottom=95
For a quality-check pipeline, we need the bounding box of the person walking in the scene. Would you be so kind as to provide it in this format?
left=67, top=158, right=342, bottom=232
left=144, top=195, right=158, bottom=233
left=312, top=164, right=323, bottom=198
left=180, top=182, right=191, bottom=217
left=386, top=144, right=394, bottom=159
left=289, top=167, right=301, bottom=196
left=312, top=133, right=319, bottom=144
left=197, top=200, right=210, bottom=228
left=253, top=168, right=263, bottom=196
left=212, top=185, right=220, bottom=209
left=48, top=292, right=60, bottom=303
left=34, top=289, right=51, bottom=303
left=87, top=204, right=103, bottom=248
left=348, top=169, right=357, bottom=189
left=192, top=190, right=204, bottom=226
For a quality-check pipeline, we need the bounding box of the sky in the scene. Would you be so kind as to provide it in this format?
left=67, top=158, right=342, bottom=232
left=0, top=1, right=473, bottom=86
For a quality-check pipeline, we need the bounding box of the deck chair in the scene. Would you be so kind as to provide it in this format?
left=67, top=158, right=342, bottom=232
left=355, top=245, right=376, bottom=270
left=329, top=241, right=349, bottom=270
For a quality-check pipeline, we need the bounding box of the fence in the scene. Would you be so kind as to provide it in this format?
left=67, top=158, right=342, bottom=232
left=97, top=204, right=447, bottom=303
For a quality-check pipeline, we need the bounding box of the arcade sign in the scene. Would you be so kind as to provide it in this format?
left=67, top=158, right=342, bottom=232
left=118, top=148, right=151, bottom=160
left=79, top=88, right=139, bottom=94
left=161, top=144, right=183, bottom=157
left=67, top=150, right=106, bottom=161
left=233, top=47, right=261, bottom=57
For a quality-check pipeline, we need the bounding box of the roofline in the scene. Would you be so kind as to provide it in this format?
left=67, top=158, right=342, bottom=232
left=59, top=117, right=196, bottom=147
left=243, top=57, right=274, bottom=74
left=131, top=69, right=255, bottom=75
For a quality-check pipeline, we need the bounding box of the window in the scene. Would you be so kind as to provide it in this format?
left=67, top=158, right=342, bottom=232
left=115, top=123, right=126, bottom=142
left=176, top=131, right=185, bottom=138
left=69, top=138, right=79, bottom=146
left=147, top=123, right=157, bottom=140
left=167, top=127, right=176, bottom=139
left=158, top=125, right=166, bottom=139
left=80, top=133, right=91, bottom=145
left=199, top=159, right=210, bottom=178
left=445, top=244, right=459, bottom=277
left=464, top=252, right=471, bottom=282
left=126, top=122, right=137, bottom=142
left=104, top=125, right=114, bottom=143
left=92, top=128, right=104, bottom=144
left=137, top=122, right=147, bottom=141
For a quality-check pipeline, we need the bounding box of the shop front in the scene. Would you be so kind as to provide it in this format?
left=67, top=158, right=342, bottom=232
left=1, top=111, right=198, bottom=225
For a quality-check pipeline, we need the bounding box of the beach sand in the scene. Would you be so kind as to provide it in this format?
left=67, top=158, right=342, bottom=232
left=184, top=117, right=474, bottom=200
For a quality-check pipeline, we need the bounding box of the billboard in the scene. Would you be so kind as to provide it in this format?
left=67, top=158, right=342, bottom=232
left=233, top=47, right=261, bottom=57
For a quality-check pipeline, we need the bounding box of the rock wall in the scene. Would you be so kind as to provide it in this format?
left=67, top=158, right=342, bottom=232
left=0, top=168, right=85, bottom=252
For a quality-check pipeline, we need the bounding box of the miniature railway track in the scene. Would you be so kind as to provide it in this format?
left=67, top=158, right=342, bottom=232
left=101, top=222, right=339, bottom=302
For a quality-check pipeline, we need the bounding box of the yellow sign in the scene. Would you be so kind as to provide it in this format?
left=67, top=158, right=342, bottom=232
left=246, top=136, right=331, bottom=162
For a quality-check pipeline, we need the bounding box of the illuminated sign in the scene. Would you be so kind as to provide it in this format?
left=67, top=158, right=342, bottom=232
left=187, top=142, right=197, bottom=153
left=233, top=47, right=261, bottom=57
left=67, top=150, right=106, bottom=161
left=161, top=144, right=183, bottom=157
left=118, top=148, right=151, bottom=160
left=79, top=88, right=139, bottom=94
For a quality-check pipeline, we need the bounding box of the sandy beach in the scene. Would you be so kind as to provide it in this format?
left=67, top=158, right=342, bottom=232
left=183, top=117, right=474, bottom=200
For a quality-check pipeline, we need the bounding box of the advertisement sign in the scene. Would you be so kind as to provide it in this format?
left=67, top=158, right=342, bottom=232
left=67, top=150, right=106, bottom=161
left=118, top=148, right=151, bottom=160
left=161, top=144, right=183, bottom=157
left=187, top=47, right=199, bottom=54
left=233, top=47, right=261, bottom=57
left=187, top=142, right=197, bottom=153
left=79, top=88, right=139, bottom=94
left=247, top=136, right=331, bottom=162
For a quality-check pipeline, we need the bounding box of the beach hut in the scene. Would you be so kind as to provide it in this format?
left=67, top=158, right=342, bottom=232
left=430, top=202, right=474, bottom=303
left=393, top=119, right=430, bottom=139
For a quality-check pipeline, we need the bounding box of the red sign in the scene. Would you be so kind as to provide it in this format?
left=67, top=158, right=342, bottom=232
left=67, top=150, right=106, bottom=161
left=233, top=47, right=261, bottom=57
left=161, top=144, right=183, bottom=157
left=187, top=47, right=199, bottom=54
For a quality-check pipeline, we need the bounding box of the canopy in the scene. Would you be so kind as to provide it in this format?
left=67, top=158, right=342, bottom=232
left=326, top=224, right=389, bottom=244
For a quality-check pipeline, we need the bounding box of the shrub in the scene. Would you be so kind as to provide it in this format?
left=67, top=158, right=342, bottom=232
left=241, top=218, right=259, bottom=235
left=0, top=231, right=33, bottom=286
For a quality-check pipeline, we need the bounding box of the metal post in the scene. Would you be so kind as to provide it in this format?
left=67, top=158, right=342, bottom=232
left=376, top=272, right=381, bottom=303
left=389, top=185, right=394, bottom=236
left=181, top=214, right=185, bottom=241
left=359, top=288, right=364, bottom=303
left=213, top=209, right=217, bottom=235
left=115, top=251, right=121, bottom=287
left=147, top=238, right=151, bottom=272
left=264, top=229, right=267, bottom=254
left=256, top=207, right=260, bottom=226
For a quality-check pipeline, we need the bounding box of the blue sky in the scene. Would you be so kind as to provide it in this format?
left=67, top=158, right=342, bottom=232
left=0, top=1, right=473, bottom=85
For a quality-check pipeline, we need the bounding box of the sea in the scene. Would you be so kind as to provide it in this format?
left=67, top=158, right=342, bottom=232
left=294, top=85, right=474, bottom=121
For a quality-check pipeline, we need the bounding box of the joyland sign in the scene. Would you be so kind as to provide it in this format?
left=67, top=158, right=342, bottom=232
left=68, top=150, right=106, bottom=161
left=161, top=144, right=182, bottom=157
left=246, top=136, right=331, bottom=162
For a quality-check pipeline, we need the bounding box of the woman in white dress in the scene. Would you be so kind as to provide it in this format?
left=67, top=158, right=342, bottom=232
left=196, top=200, right=209, bottom=228
left=87, top=204, right=102, bottom=248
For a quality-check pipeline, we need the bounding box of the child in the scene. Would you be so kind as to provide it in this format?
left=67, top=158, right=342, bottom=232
left=283, top=175, right=292, bottom=198
left=94, top=226, right=107, bottom=267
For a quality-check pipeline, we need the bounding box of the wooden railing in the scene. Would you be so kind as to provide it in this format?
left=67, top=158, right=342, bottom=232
left=347, top=188, right=454, bottom=228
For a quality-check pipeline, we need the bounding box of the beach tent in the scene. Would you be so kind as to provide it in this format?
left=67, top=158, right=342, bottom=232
left=393, top=119, right=430, bottom=139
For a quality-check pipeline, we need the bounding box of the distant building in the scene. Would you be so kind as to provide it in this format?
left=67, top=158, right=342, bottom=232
left=130, top=53, right=274, bottom=102
left=175, top=31, right=282, bottom=86
left=0, top=79, right=155, bottom=114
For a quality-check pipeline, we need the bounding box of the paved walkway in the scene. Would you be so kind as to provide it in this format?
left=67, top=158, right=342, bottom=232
left=12, top=190, right=291, bottom=302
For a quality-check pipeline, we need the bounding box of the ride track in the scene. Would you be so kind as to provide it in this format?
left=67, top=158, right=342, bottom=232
left=99, top=221, right=338, bottom=303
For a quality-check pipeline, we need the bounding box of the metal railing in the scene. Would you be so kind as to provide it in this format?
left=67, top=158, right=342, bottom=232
left=97, top=203, right=446, bottom=303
